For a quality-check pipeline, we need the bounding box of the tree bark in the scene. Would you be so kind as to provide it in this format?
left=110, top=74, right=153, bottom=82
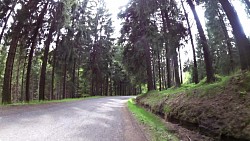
left=119, top=81, right=122, bottom=96
left=152, top=56, right=156, bottom=90
left=161, top=9, right=172, bottom=88
left=0, top=8, right=13, bottom=43
left=178, top=47, right=183, bottom=84
left=161, top=54, right=166, bottom=89
left=157, top=45, right=162, bottom=91
left=173, top=50, right=181, bottom=87
left=181, top=0, right=198, bottom=84
left=144, top=38, right=154, bottom=91
left=217, top=9, right=234, bottom=72
left=20, top=52, right=28, bottom=102
left=244, top=0, right=250, bottom=9
left=187, top=0, right=215, bottom=83
left=25, top=2, right=48, bottom=102
left=39, top=20, right=55, bottom=101
left=76, top=61, right=80, bottom=97
left=2, top=28, right=20, bottom=104
left=1, top=23, right=21, bottom=104
left=1, top=1, right=40, bottom=104
left=71, top=58, right=76, bottom=98
left=109, top=62, right=112, bottom=96
left=91, top=76, right=95, bottom=96
left=139, top=0, right=154, bottom=91
left=14, top=51, right=22, bottom=102
left=105, top=76, right=109, bottom=96
left=63, top=56, right=67, bottom=99
left=219, top=0, right=250, bottom=70
left=164, top=9, right=174, bottom=88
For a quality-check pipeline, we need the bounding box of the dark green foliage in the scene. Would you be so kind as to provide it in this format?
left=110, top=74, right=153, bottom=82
left=0, top=0, right=249, bottom=104
left=119, top=0, right=188, bottom=90
left=0, top=0, right=138, bottom=104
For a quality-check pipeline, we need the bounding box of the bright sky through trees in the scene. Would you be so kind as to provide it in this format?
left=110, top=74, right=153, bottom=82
left=105, top=0, right=250, bottom=37
left=104, top=0, right=129, bottom=36
left=104, top=0, right=250, bottom=81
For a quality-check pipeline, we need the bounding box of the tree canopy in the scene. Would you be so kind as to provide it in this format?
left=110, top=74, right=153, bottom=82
left=0, top=0, right=249, bottom=104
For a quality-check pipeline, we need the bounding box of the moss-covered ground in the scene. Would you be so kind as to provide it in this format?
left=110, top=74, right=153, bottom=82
left=136, top=71, right=250, bottom=140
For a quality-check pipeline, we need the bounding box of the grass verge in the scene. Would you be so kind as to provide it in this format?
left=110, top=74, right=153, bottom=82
left=1, top=96, right=103, bottom=107
left=158, top=74, right=231, bottom=97
left=136, top=71, right=250, bottom=140
left=127, top=98, right=178, bottom=141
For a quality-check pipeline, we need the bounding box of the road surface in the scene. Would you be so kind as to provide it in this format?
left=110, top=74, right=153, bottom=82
left=0, top=96, right=147, bottom=141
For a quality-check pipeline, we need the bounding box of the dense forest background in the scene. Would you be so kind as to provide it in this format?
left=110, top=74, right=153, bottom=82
left=0, top=0, right=249, bottom=104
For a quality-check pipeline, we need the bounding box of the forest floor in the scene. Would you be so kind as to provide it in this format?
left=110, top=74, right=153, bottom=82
left=136, top=71, right=250, bottom=141
left=0, top=96, right=103, bottom=107
left=0, top=96, right=147, bottom=141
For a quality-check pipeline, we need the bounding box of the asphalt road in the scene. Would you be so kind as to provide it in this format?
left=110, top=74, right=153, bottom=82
left=0, top=96, right=147, bottom=141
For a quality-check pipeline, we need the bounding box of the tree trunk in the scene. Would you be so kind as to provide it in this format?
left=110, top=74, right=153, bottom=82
left=244, top=0, right=250, bottom=9
left=164, top=9, right=174, bottom=88
left=1, top=1, right=41, bottom=104
left=25, top=2, right=48, bottom=102
left=109, top=63, right=112, bottom=96
left=39, top=21, right=55, bottom=101
left=219, top=0, right=250, bottom=70
left=114, top=83, right=117, bottom=96
left=124, top=85, right=127, bottom=96
left=0, top=8, right=13, bottom=43
left=25, top=49, right=35, bottom=102
left=173, top=50, right=181, bottom=87
left=217, top=9, right=234, bottom=72
left=161, top=54, right=166, bottom=89
left=63, top=56, right=67, bottom=99
left=105, top=76, right=109, bottom=96
left=20, top=52, right=28, bottom=102
left=161, top=9, right=172, bottom=88
left=0, top=0, right=18, bottom=42
left=157, top=46, right=162, bottom=91
left=178, top=47, right=183, bottom=84
left=51, top=59, right=56, bottom=100
left=51, top=34, right=60, bottom=100
left=144, top=38, right=154, bottom=91
left=58, top=79, right=61, bottom=99
left=2, top=28, right=21, bottom=104
left=14, top=51, right=22, bottom=102
left=71, top=58, right=76, bottom=98
left=187, top=0, right=215, bottom=83
left=91, top=76, right=94, bottom=96
left=181, top=0, right=198, bottom=84
left=139, top=0, right=154, bottom=91
left=119, top=82, right=122, bottom=96
left=152, top=56, right=156, bottom=90
left=77, top=62, right=80, bottom=97
left=139, top=84, right=142, bottom=94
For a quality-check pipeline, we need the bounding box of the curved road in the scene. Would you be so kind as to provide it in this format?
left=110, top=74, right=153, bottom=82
left=0, top=96, right=147, bottom=141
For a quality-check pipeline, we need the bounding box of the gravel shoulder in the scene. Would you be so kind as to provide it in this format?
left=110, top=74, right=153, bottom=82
left=0, top=96, right=147, bottom=141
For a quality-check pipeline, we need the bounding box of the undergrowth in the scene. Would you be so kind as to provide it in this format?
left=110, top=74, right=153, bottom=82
left=0, top=96, right=102, bottom=107
left=127, top=98, right=178, bottom=141
left=136, top=71, right=250, bottom=140
left=159, top=74, right=231, bottom=97
left=137, top=73, right=242, bottom=108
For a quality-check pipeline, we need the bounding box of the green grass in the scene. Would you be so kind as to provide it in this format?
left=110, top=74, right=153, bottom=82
left=127, top=98, right=178, bottom=141
left=157, top=74, right=231, bottom=97
left=0, top=96, right=103, bottom=107
left=137, top=74, right=233, bottom=109
left=238, top=71, right=250, bottom=92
